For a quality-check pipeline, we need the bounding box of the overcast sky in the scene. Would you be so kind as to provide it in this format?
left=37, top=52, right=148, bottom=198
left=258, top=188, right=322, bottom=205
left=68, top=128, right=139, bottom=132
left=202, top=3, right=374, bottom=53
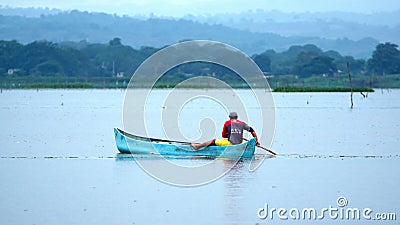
left=1, top=0, right=399, bottom=16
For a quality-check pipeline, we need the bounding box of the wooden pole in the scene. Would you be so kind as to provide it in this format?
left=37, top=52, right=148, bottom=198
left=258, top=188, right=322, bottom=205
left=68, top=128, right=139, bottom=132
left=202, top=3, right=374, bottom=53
left=243, top=138, right=277, bottom=155
left=347, top=62, right=354, bottom=108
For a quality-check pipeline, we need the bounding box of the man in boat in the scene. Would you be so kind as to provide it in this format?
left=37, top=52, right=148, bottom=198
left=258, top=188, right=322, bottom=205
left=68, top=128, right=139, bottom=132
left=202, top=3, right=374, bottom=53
left=191, top=112, right=260, bottom=150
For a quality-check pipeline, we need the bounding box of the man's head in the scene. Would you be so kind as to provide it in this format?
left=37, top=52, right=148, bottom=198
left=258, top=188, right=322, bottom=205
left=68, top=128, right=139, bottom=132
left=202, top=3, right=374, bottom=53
left=229, top=112, right=238, bottom=119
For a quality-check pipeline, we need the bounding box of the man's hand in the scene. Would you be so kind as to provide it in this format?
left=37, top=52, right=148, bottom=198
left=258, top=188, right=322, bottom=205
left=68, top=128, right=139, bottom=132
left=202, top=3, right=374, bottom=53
left=251, top=131, right=260, bottom=146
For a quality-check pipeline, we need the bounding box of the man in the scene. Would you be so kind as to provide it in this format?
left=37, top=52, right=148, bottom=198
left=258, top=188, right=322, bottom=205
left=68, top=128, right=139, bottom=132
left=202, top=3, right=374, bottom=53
left=191, top=112, right=260, bottom=150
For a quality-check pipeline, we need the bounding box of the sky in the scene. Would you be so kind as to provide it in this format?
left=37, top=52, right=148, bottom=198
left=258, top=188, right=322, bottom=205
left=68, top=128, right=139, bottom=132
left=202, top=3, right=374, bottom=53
left=1, top=0, right=399, bottom=16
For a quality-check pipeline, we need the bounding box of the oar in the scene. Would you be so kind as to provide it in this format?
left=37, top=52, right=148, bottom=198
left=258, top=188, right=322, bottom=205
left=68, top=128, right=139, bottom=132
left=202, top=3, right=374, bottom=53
left=244, top=138, right=277, bottom=156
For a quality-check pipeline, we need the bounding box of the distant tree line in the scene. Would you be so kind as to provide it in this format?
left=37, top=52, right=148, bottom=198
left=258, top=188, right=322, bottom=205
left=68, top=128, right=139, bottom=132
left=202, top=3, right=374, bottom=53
left=1, top=38, right=400, bottom=78
left=0, top=38, right=159, bottom=77
left=253, top=42, right=400, bottom=77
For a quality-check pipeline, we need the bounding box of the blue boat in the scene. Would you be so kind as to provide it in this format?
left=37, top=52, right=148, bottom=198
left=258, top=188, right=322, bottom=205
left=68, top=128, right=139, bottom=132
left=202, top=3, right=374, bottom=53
left=114, top=128, right=256, bottom=158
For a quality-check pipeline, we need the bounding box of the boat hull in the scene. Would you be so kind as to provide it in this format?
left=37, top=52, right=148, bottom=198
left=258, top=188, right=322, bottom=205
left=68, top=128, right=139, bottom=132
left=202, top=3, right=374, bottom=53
left=114, top=128, right=256, bottom=158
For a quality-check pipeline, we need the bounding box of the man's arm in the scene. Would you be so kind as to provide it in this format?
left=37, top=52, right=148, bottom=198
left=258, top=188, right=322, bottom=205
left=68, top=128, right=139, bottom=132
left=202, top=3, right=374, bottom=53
left=221, top=121, right=229, bottom=138
left=251, top=131, right=260, bottom=146
left=244, top=123, right=260, bottom=146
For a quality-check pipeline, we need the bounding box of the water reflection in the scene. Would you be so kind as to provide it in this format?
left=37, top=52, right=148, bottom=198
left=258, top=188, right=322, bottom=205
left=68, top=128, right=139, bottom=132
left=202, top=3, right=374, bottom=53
left=222, top=160, right=250, bottom=225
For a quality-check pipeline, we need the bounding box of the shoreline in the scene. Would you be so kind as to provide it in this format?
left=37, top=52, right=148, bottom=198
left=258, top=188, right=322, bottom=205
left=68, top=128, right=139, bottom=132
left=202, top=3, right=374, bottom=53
left=0, top=86, right=387, bottom=92
left=2, top=74, right=400, bottom=91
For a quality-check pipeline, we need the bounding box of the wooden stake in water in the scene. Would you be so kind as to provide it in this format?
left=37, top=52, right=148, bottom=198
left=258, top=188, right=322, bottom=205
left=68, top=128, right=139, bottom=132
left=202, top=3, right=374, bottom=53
left=347, top=62, right=354, bottom=108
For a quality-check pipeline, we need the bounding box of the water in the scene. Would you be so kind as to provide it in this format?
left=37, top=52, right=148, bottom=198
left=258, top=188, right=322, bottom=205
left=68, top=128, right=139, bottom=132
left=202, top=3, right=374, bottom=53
left=0, top=89, right=399, bottom=225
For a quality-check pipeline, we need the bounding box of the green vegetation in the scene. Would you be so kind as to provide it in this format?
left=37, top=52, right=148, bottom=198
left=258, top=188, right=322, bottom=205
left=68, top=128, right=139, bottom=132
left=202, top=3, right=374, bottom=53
left=1, top=39, right=400, bottom=90
left=2, top=74, right=400, bottom=90
left=0, top=75, right=251, bottom=89
left=273, top=87, right=374, bottom=92
left=0, top=39, right=159, bottom=78
left=252, top=42, right=400, bottom=77
left=0, top=76, right=129, bottom=89
left=23, top=83, right=93, bottom=89
left=367, top=43, right=400, bottom=75
left=268, top=73, right=400, bottom=89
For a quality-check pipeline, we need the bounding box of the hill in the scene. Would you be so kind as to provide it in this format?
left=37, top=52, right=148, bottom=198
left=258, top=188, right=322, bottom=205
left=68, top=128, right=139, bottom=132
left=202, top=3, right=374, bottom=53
left=189, top=10, right=400, bottom=44
left=0, top=8, right=379, bottom=58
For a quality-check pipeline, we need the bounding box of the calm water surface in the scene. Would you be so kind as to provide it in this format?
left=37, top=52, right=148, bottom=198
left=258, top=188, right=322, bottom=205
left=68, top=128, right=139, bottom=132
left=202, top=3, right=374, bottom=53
left=0, top=89, right=399, bottom=225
